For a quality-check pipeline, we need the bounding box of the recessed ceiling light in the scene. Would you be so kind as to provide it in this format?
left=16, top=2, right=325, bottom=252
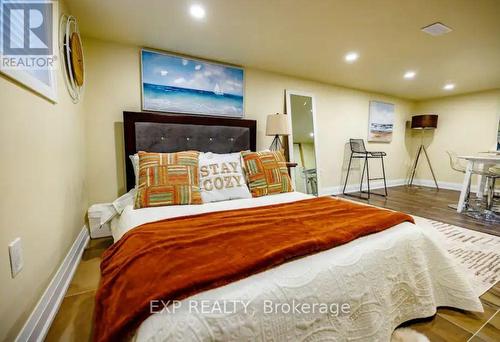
left=344, top=52, right=359, bottom=63
left=189, top=4, right=206, bottom=19
left=404, top=71, right=416, bottom=79
left=443, top=83, right=455, bottom=90
left=309, top=132, right=314, bottom=138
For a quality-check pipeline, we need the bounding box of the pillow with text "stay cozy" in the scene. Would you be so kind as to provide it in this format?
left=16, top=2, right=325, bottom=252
left=198, top=152, right=252, bottom=203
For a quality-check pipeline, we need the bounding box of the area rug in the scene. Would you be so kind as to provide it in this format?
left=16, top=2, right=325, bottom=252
left=419, top=217, right=499, bottom=296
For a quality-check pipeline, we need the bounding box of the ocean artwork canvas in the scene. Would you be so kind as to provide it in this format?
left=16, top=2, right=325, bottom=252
left=368, top=101, right=394, bottom=142
left=141, top=49, right=244, bottom=117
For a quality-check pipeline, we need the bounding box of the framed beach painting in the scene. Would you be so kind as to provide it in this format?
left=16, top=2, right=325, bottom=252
left=368, top=101, right=394, bottom=142
left=141, top=49, right=244, bottom=117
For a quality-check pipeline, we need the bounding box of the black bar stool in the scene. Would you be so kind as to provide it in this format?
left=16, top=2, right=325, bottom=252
left=342, top=139, right=388, bottom=198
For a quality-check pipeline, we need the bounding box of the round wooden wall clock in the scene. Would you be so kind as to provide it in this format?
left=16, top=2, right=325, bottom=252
left=59, top=14, right=85, bottom=103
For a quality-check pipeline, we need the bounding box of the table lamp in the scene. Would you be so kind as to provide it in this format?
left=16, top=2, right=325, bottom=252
left=408, top=114, right=439, bottom=189
left=266, top=113, right=290, bottom=151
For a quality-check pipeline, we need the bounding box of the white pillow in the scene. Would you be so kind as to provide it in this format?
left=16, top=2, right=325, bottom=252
left=199, top=152, right=252, bottom=203
left=112, top=188, right=137, bottom=214
left=129, top=154, right=139, bottom=188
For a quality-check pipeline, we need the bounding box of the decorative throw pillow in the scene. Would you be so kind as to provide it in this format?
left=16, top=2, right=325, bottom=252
left=135, top=151, right=202, bottom=208
left=199, top=152, right=252, bottom=203
left=241, top=150, right=293, bottom=197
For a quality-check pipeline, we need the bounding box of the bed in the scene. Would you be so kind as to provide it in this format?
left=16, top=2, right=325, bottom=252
left=97, top=111, right=482, bottom=341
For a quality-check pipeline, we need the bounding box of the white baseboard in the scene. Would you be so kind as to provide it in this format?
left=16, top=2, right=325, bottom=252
left=319, top=178, right=470, bottom=196
left=319, top=179, right=406, bottom=196
left=15, top=226, right=89, bottom=342
left=410, top=178, right=475, bottom=192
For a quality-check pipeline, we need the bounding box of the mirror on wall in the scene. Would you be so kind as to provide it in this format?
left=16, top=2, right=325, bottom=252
left=285, top=90, right=319, bottom=196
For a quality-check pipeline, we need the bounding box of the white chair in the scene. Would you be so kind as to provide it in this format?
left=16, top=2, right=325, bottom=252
left=446, top=151, right=469, bottom=209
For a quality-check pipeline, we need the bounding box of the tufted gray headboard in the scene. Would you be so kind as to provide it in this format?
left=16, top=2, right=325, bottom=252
left=123, top=111, right=257, bottom=191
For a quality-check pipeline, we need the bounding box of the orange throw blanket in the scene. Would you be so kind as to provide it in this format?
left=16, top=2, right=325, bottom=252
left=93, top=197, right=414, bottom=341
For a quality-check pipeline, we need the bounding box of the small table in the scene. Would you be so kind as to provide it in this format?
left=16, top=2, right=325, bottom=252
left=285, top=162, right=297, bottom=176
left=457, top=155, right=500, bottom=213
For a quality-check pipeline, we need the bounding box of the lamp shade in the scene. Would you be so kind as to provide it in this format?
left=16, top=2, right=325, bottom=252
left=411, top=114, right=438, bottom=129
left=266, top=113, right=290, bottom=136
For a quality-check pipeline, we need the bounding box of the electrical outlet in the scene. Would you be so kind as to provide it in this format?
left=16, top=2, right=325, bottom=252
left=8, top=238, right=24, bottom=278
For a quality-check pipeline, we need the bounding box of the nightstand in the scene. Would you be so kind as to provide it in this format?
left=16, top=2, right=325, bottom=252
left=88, top=203, right=116, bottom=239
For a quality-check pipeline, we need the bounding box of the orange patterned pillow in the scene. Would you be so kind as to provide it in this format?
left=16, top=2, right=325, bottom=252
left=135, top=151, right=202, bottom=208
left=241, top=150, right=293, bottom=197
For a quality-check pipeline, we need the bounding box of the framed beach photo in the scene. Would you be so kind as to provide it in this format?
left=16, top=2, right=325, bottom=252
left=368, top=101, right=394, bottom=143
left=141, top=49, right=244, bottom=117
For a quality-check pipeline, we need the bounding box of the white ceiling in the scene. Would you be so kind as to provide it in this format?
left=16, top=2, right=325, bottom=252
left=66, top=0, right=500, bottom=100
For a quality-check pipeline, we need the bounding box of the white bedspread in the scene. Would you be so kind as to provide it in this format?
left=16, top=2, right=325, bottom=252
left=110, top=192, right=483, bottom=342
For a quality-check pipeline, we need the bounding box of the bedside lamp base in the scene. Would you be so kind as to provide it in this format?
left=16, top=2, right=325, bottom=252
left=269, top=135, right=283, bottom=151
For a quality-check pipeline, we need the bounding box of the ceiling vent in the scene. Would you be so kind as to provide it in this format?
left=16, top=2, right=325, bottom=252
left=421, top=22, right=453, bottom=36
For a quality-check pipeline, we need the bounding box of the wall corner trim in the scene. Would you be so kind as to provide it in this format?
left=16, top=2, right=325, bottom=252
left=15, top=226, right=90, bottom=342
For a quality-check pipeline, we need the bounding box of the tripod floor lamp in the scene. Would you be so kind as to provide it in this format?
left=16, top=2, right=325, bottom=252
left=408, top=114, right=439, bottom=189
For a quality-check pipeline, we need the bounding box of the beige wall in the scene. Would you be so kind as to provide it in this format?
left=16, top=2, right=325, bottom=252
left=83, top=37, right=415, bottom=202
left=82, top=37, right=497, bottom=192
left=246, top=69, right=414, bottom=193
left=412, top=90, right=500, bottom=185
left=0, top=2, right=87, bottom=339
left=83, top=38, right=141, bottom=203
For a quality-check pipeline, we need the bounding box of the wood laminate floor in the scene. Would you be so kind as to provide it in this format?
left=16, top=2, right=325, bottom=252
left=46, top=186, right=500, bottom=341
left=339, top=185, right=499, bottom=236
